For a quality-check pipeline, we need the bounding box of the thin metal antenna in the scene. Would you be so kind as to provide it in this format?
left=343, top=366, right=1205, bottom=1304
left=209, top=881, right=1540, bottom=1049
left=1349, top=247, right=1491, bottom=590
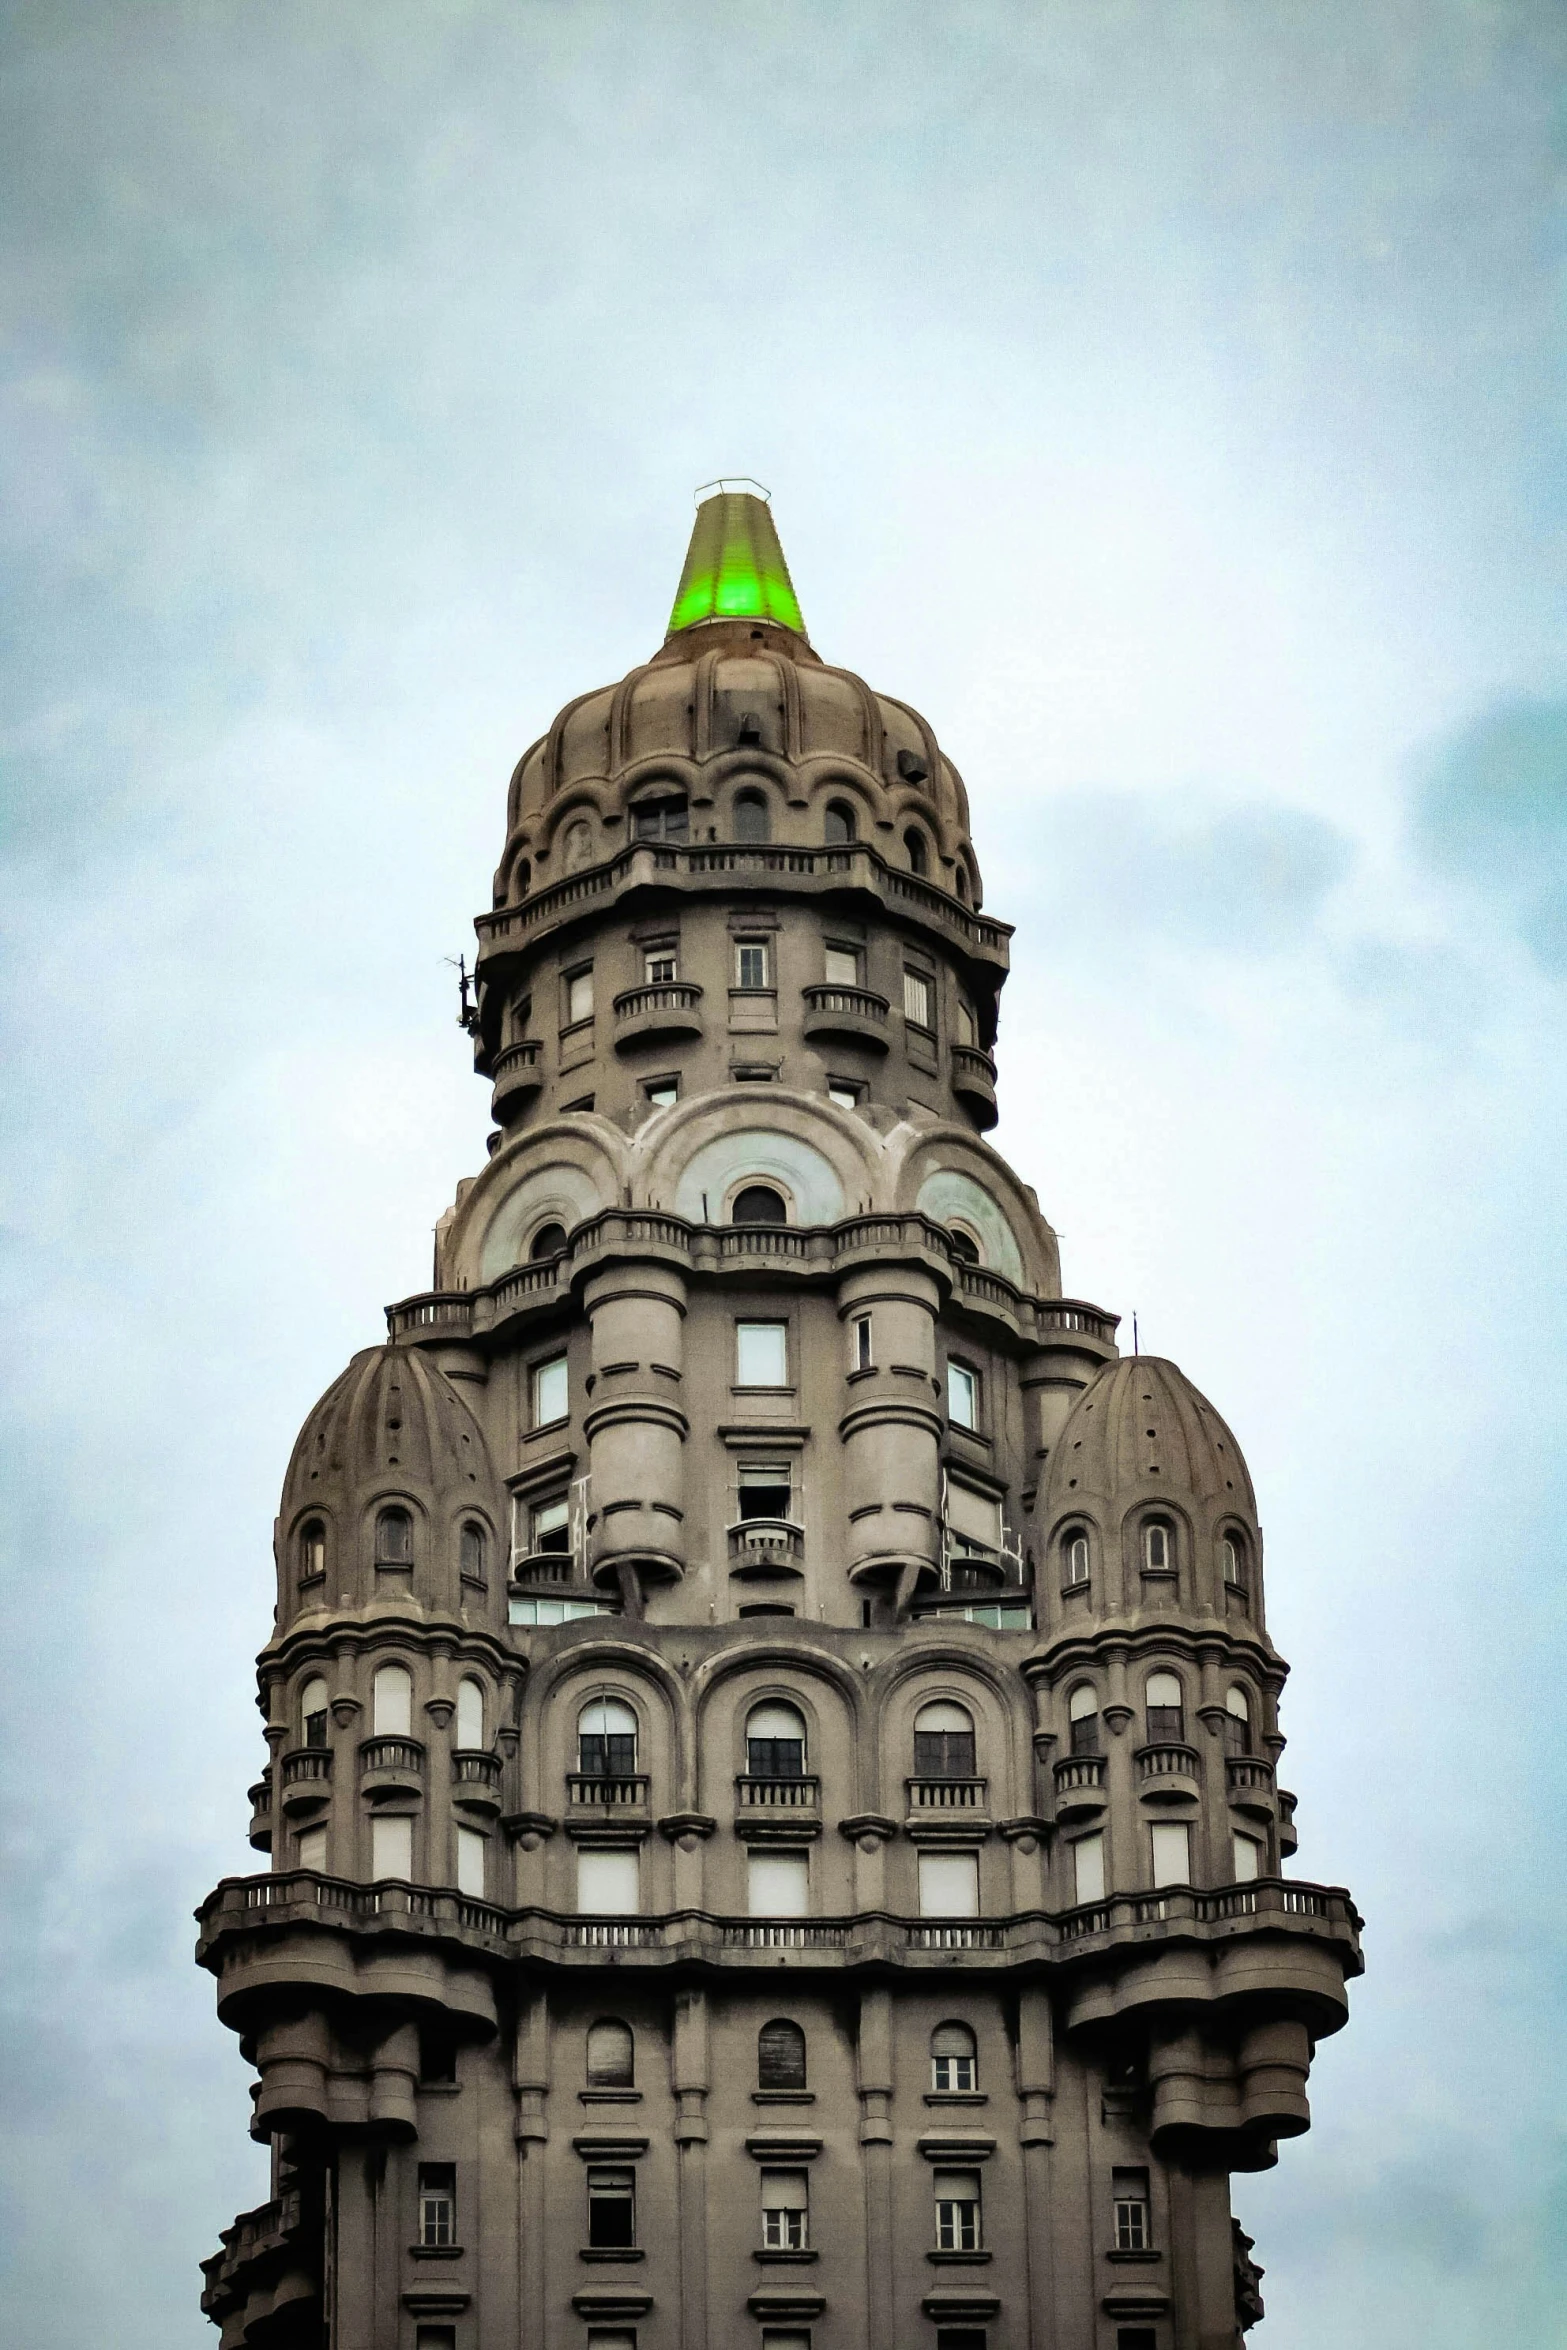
left=1133, top=1311, right=1140, bottom=1356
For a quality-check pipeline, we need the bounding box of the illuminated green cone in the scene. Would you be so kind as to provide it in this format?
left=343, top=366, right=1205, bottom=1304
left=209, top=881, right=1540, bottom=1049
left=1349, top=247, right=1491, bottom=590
left=667, top=484, right=807, bottom=638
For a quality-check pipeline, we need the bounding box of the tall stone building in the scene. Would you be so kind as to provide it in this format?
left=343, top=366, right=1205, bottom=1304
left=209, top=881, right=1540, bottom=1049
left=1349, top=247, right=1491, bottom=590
left=198, top=486, right=1361, bottom=2350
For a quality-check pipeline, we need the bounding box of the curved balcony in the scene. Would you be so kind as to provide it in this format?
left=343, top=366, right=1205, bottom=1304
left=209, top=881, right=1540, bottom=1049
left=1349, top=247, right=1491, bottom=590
left=358, top=1736, right=425, bottom=1799
left=1225, top=1755, right=1278, bottom=1820
left=800, top=982, right=890, bottom=1052
left=509, top=1549, right=579, bottom=1590
left=1136, top=1742, right=1202, bottom=1804
left=950, top=1043, right=999, bottom=1129
left=1053, top=1754, right=1107, bottom=1820
left=1278, top=1789, right=1299, bottom=1856
left=247, top=1776, right=273, bottom=1853
left=728, top=1519, right=805, bottom=1577
left=491, top=1038, right=544, bottom=1122
left=612, top=980, right=704, bottom=1051
left=451, top=1749, right=503, bottom=1816
left=278, top=1747, right=332, bottom=1817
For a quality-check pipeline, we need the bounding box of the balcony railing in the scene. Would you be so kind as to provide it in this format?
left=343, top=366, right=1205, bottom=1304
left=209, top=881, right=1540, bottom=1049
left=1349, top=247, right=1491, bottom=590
left=612, top=980, right=705, bottom=1049
left=279, top=1748, right=332, bottom=1788
left=566, top=1773, right=651, bottom=1810
left=359, top=1737, right=425, bottom=1775
left=490, top=1038, right=543, bottom=1119
left=906, top=1776, right=988, bottom=1811
left=452, top=1751, right=502, bottom=1792
left=735, top=1774, right=820, bottom=1809
left=950, top=1043, right=999, bottom=1128
left=800, top=982, right=891, bottom=1049
left=1225, top=1755, right=1277, bottom=1814
left=1135, top=1742, right=1202, bottom=1786
left=728, top=1519, right=804, bottom=1570
left=509, top=1549, right=578, bottom=1587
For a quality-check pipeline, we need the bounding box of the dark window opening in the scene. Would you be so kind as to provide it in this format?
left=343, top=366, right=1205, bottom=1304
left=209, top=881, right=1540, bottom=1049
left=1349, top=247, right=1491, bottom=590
left=419, top=2027, right=458, bottom=2085
left=738, top=1602, right=795, bottom=1616
left=947, top=1226, right=980, bottom=1263
left=578, top=1733, right=637, bottom=1777
left=587, top=2167, right=636, bottom=2248
left=586, top=2018, right=635, bottom=2089
left=904, top=827, right=929, bottom=876
left=824, top=800, right=857, bottom=844
left=734, top=790, right=771, bottom=844
left=757, top=2018, right=807, bottom=2088
left=630, top=793, right=688, bottom=843
left=375, top=1507, right=412, bottom=1566
left=1070, top=1710, right=1101, bottom=1757
left=732, top=1184, right=787, bottom=1225
left=304, top=1707, right=329, bottom=1749
left=418, top=2165, right=456, bottom=2248
left=913, top=1730, right=977, bottom=1779
left=459, top=1523, right=486, bottom=1582
left=298, top=1520, right=326, bottom=1580
left=530, top=1221, right=568, bottom=1261
left=737, top=1463, right=792, bottom=1521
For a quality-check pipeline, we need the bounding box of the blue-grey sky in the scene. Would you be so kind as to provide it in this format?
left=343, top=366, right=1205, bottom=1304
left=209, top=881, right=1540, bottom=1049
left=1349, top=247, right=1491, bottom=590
left=2, top=4, right=1564, bottom=2343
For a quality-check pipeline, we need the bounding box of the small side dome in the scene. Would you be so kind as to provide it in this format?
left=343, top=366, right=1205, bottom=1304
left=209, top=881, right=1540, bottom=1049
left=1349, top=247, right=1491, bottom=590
left=278, top=1347, right=504, bottom=1613
left=1041, top=1355, right=1257, bottom=1517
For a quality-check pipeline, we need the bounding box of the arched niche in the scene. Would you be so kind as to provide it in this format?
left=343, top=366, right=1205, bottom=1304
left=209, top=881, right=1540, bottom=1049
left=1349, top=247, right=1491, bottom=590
left=914, top=1167, right=1025, bottom=1287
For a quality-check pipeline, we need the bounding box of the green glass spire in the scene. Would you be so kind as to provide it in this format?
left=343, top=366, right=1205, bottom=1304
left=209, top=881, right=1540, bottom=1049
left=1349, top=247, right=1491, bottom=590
left=667, top=482, right=807, bottom=639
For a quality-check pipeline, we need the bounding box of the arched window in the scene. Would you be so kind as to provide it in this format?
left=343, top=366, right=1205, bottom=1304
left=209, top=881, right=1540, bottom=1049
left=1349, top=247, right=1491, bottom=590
left=1224, top=1684, right=1253, bottom=1757
left=530, top=1221, right=568, bottom=1261
left=953, top=864, right=968, bottom=902
left=904, top=827, right=929, bottom=877
left=747, top=1702, right=807, bottom=1780
left=931, top=2021, right=978, bottom=2093
left=1063, top=1529, right=1090, bottom=1587
left=298, top=1520, right=326, bottom=1580
left=913, top=1700, right=976, bottom=1780
left=947, top=1225, right=981, bottom=1264
left=757, top=2018, right=807, bottom=2090
left=731, top=1184, right=787, bottom=1225
left=300, top=1675, right=329, bottom=1748
left=824, top=800, right=857, bottom=845
left=459, top=1523, right=486, bottom=1583
left=733, top=789, right=771, bottom=844
left=630, top=792, right=689, bottom=843
left=457, top=1677, right=485, bottom=1750
left=586, top=2017, right=635, bottom=2089
left=1068, top=1682, right=1100, bottom=1755
left=561, top=817, right=594, bottom=871
left=1145, top=1671, right=1185, bottom=1745
left=373, top=1663, right=413, bottom=1738
left=1143, top=1520, right=1173, bottom=1573
left=516, top=857, right=531, bottom=898
left=375, top=1507, right=413, bottom=1567
left=1221, top=1532, right=1247, bottom=1588
left=578, top=1697, right=638, bottom=1778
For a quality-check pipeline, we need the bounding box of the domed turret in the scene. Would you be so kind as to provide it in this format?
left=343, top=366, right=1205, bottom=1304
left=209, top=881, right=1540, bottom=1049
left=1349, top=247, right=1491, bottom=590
left=1040, top=1355, right=1264, bottom=1626
left=277, top=1346, right=505, bottom=1625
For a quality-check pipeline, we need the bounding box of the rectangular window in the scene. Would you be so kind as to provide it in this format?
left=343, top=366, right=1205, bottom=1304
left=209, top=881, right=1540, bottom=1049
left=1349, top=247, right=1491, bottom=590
left=509, top=1596, right=615, bottom=1625
left=748, top=1850, right=810, bottom=1917
left=371, top=1814, right=413, bottom=1882
left=851, top=1314, right=873, bottom=1371
left=903, top=968, right=934, bottom=1029
left=947, top=1360, right=979, bottom=1430
left=933, top=2169, right=981, bottom=2251
left=1150, top=1821, right=1191, bottom=1888
left=1113, top=2167, right=1151, bottom=2252
left=737, top=1460, right=793, bottom=1520
left=532, top=1353, right=568, bottom=1427
left=644, top=948, right=678, bottom=984
left=416, top=2330, right=457, bottom=2350
left=576, top=1847, right=640, bottom=1915
left=295, top=1825, right=327, bottom=1874
left=762, top=2335, right=813, bottom=2350
left=1232, top=1831, right=1263, bottom=1883
left=918, top=1851, right=979, bottom=1918
left=455, top=1826, right=486, bottom=1899
left=946, top=1476, right=1001, bottom=1559
left=644, top=1078, right=679, bottom=1109
left=736, top=1320, right=788, bottom=1387
left=736, top=940, right=770, bottom=989
left=761, top=2169, right=809, bottom=2249
left=531, top=1494, right=571, bottom=1554
left=1073, top=1832, right=1106, bottom=1905
left=565, top=967, right=594, bottom=1024
left=418, top=2164, right=456, bottom=2248
left=937, top=2334, right=988, bottom=2350
left=955, top=997, right=977, bottom=1045
left=823, top=944, right=861, bottom=986
left=913, top=1725, right=976, bottom=1779
left=828, top=1081, right=860, bottom=1110
left=587, top=2166, right=636, bottom=2248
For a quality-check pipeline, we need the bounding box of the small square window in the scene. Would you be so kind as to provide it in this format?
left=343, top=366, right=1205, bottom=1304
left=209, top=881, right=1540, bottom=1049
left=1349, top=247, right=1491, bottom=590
left=565, top=968, right=594, bottom=1025
left=644, top=948, right=678, bottom=984
left=903, top=968, right=934, bottom=1029
left=644, top=1078, right=679, bottom=1109
left=828, top=1081, right=860, bottom=1110
left=736, top=1321, right=788, bottom=1387
left=533, top=1353, right=568, bottom=1427
left=947, top=1360, right=979, bottom=1430
left=736, top=940, right=770, bottom=989
left=823, top=944, right=860, bottom=986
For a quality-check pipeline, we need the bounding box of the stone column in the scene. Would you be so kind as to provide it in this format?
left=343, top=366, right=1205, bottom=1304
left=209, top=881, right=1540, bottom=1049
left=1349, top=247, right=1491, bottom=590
left=514, top=1983, right=550, bottom=2350
left=1016, top=1986, right=1056, bottom=2350
left=673, top=1986, right=711, bottom=2350
left=856, top=1986, right=895, bottom=2350
left=835, top=1265, right=943, bottom=1605
left=582, top=1260, right=689, bottom=1601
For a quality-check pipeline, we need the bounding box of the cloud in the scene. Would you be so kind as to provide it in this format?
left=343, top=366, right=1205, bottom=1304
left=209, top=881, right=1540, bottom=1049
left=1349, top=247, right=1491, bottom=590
left=1412, top=698, right=1567, bottom=970
left=1020, top=790, right=1354, bottom=956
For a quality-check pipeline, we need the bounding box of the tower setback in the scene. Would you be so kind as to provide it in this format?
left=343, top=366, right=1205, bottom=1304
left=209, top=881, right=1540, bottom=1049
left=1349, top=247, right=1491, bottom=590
left=198, top=487, right=1361, bottom=2350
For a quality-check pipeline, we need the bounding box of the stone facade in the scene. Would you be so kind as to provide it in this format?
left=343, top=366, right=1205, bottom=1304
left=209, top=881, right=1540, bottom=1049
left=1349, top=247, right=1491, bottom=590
left=198, top=488, right=1361, bottom=2350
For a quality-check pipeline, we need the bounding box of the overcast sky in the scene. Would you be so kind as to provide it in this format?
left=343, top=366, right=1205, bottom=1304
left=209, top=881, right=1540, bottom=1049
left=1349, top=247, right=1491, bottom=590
left=2, top=4, right=1564, bottom=2343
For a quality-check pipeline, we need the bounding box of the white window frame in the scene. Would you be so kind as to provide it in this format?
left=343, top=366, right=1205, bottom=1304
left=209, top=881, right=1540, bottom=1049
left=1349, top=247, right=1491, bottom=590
left=735, top=939, right=770, bottom=989
left=903, top=967, right=934, bottom=1029
left=736, top=1320, right=789, bottom=1389
left=947, top=1359, right=979, bottom=1430
left=564, top=966, right=594, bottom=1025
left=532, top=1352, right=569, bottom=1428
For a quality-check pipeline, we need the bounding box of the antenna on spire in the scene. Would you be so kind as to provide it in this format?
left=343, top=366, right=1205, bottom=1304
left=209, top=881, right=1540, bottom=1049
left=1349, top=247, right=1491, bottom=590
left=1132, top=1311, right=1140, bottom=1356
left=444, top=954, right=477, bottom=1034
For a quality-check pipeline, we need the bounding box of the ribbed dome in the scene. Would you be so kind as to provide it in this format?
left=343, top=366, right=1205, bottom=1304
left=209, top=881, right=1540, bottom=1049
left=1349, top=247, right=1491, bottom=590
left=281, top=1345, right=498, bottom=1522
left=1042, top=1355, right=1257, bottom=1516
